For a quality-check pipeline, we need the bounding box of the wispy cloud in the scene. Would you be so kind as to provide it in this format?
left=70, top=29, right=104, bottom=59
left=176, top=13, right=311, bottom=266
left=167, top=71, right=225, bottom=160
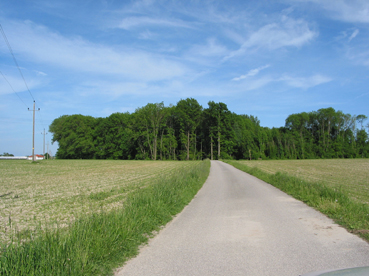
left=232, top=65, right=270, bottom=81
left=190, top=38, right=228, bottom=57
left=346, top=48, right=369, bottom=67
left=348, top=29, right=360, bottom=42
left=224, top=15, right=317, bottom=60
left=3, top=20, right=188, bottom=82
left=322, top=0, right=369, bottom=23
left=234, top=76, right=274, bottom=91
left=34, top=70, right=47, bottom=76
left=280, top=74, right=332, bottom=89
left=231, top=73, right=331, bottom=91
left=185, top=38, right=229, bottom=67
left=0, top=71, right=41, bottom=96
left=291, top=0, right=369, bottom=23
left=138, top=30, right=155, bottom=40
left=118, top=16, right=191, bottom=30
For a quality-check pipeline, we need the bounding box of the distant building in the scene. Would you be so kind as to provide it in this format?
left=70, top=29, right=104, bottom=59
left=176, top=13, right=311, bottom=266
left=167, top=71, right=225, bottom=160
left=27, top=154, right=45, bottom=160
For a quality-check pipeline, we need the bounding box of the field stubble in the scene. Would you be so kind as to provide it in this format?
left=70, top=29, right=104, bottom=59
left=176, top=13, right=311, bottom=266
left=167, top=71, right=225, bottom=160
left=236, top=159, right=369, bottom=204
left=0, top=160, right=196, bottom=244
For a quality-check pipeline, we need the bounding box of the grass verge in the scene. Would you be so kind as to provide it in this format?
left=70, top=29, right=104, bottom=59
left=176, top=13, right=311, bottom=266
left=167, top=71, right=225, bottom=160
left=224, top=160, right=369, bottom=243
left=0, top=160, right=210, bottom=275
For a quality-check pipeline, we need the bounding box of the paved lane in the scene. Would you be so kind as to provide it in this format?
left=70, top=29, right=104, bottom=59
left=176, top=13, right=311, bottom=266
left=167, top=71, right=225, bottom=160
left=116, top=161, right=369, bottom=276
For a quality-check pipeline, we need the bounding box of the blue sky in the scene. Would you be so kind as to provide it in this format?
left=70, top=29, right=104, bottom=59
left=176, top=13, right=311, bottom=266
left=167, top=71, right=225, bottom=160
left=1, top=0, right=369, bottom=156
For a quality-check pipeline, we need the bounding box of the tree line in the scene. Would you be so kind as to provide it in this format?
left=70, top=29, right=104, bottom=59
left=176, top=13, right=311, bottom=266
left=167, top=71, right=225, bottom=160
left=0, top=153, right=14, bottom=156
left=49, top=99, right=369, bottom=160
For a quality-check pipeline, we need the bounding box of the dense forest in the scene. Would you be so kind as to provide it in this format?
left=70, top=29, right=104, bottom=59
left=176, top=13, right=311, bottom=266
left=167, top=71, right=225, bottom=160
left=49, top=98, right=369, bottom=160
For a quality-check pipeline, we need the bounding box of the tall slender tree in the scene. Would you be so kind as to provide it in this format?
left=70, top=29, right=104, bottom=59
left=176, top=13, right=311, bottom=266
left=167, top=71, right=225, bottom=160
left=134, top=102, right=166, bottom=160
left=176, top=98, right=202, bottom=160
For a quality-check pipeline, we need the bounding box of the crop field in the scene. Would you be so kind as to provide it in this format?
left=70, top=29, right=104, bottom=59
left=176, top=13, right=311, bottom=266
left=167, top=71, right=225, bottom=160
left=234, top=159, right=369, bottom=204
left=0, top=160, right=199, bottom=244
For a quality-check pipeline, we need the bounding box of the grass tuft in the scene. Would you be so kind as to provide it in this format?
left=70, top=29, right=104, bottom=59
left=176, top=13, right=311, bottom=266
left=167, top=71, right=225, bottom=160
left=0, top=160, right=210, bottom=275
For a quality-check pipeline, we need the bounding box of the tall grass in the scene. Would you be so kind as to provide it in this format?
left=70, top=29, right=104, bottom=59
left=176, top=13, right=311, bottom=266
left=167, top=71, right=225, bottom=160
left=0, top=160, right=210, bottom=275
left=225, top=160, right=369, bottom=242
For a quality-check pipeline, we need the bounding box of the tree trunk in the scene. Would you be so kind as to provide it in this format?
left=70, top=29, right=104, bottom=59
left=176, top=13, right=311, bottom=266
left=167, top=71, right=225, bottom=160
left=169, top=140, right=172, bottom=160
left=300, top=131, right=304, bottom=159
left=200, top=141, right=203, bottom=160
left=160, top=129, right=164, bottom=160
left=218, top=131, right=220, bottom=160
left=153, top=135, right=157, bottom=160
left=211, top=136, right=213, bottom=160
left=187, top=131, right=190, bottom=160
left=193, top=133, right=196, bottom=160
left=146, top=129, right=153, bottom=159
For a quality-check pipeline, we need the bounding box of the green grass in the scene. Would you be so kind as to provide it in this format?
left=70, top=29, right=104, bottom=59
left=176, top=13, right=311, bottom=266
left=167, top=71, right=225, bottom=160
left=224, top=160, right=369, bottom=242
left=0, top=159, right=210, bottom=275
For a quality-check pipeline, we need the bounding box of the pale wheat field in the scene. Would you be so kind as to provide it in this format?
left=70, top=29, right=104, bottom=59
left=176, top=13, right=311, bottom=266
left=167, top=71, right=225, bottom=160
left=236, top=159, right=369, bottom=204
left=0, top=160, right=199, bottom=243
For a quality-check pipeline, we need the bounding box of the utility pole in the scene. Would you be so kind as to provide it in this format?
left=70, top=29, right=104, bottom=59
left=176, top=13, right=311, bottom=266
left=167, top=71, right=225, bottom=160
left=47, top=141, right=49, bottom=160
left=41, top=129, right=48, bottom=157
left=28, top=101, right=40, bottom=162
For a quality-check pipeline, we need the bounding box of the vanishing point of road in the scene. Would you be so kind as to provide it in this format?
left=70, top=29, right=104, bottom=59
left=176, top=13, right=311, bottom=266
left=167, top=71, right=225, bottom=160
left=116, top=161, right=369, bottom=276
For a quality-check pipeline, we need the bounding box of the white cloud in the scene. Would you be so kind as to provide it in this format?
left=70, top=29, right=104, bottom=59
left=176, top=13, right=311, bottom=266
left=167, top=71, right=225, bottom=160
left=232, top=65, right=270, bottom=81
left=118, top=16, right=191, bottom=30
left=236, top=76, right=274, bottom=91
left=0, top=71, right=40, bottom=96
left=35, top=70, right=47, bottom=76
left=231, top=73, right=331, bottom=91
left=3, top=20, right=188, bottom=82
left=322, top=0, right=369, bottom=23
left=291, top=0, right=369, bottom=23
left=78, top=80, right=150, bottom=98
left=346, top=48, right=369, bottom=67
left=182, top=38, right=229, bottom=68
left=280, top=74, right=332, bottom=89
left=224, top=16, right=317, bottom=60
left=348, top=29, right=359, bottom=42
left=138, top=30, right=155, bottom=39
left=189, top=38, right=228, bottom=57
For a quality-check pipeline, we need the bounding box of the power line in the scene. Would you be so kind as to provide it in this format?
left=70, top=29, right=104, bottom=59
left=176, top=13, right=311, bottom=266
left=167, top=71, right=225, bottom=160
left=0, top=23, right=35, bottom=102
left=0, top=23, right=46, bottom=160
left=0, top=70, right=29, bottom=109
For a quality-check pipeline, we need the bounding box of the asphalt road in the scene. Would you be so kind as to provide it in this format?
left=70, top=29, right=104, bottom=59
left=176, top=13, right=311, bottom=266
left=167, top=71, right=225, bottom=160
left=115, top=161, right=369, bottom=276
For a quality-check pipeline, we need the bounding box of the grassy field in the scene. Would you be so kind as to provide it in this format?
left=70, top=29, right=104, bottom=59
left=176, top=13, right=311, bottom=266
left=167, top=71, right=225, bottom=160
left=0, top=160, right=198, bottom=244
left=232, top=159, right=369, bottom=204
left=0, top=159, right=210, bottom=275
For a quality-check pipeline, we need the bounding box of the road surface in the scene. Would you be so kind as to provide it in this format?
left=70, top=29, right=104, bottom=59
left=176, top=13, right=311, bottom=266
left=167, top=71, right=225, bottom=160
left=115, top=161, right=369, bottom=276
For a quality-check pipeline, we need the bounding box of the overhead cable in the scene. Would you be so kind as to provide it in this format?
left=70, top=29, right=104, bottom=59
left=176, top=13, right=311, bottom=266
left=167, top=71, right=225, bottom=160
left=0, top=70, right=29, bottom=108
left=0, top=23, right=35, bottom=102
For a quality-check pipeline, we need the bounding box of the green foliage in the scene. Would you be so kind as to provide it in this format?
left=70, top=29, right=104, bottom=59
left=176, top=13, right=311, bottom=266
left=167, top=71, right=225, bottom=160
left=202, top=101, right=234, bottom=160
left=49, top=115, right=96, bottom=159
left=0, top=160, right=210, bottom=275
left=49, top=100, right=369, bottom=160
left=176, top=98, right=202, bottom=160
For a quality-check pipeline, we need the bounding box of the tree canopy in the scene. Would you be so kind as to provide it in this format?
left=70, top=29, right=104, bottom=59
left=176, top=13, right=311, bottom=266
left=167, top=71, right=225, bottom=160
left=49, top=99, right=369, bottom=160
